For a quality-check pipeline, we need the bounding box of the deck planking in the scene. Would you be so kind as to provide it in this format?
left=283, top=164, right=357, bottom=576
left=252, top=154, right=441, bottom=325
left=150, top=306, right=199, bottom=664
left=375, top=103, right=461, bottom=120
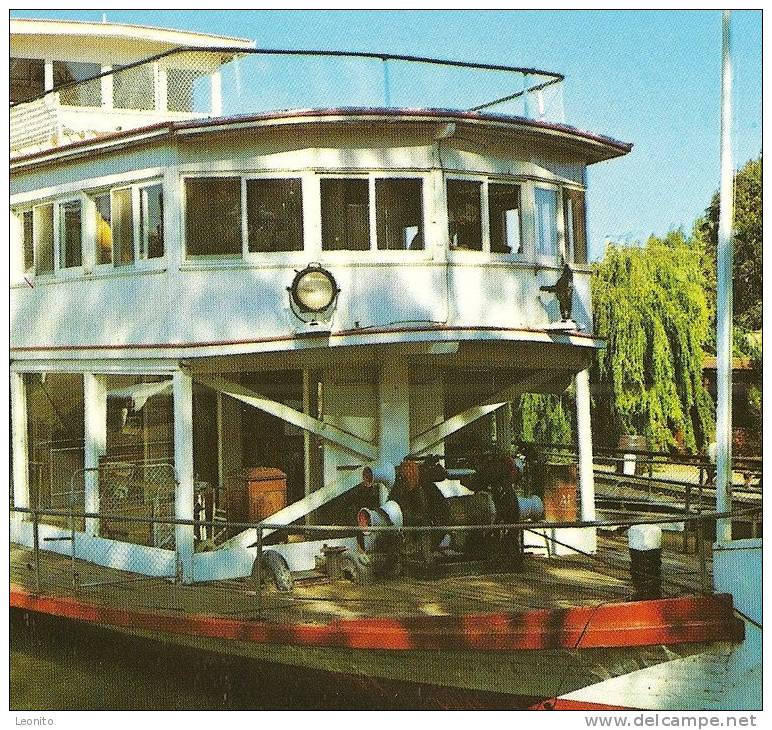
left=10, top=532, right=711, bottom=626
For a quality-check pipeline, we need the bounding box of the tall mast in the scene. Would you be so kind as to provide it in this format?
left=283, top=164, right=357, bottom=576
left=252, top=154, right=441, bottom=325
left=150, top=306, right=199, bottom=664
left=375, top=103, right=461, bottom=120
left=715, top=9, right=734, bottom=544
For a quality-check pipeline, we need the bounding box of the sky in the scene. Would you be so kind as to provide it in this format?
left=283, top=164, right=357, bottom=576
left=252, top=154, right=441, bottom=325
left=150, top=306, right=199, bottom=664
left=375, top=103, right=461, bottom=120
left=11, top=8, right=762, bottom=261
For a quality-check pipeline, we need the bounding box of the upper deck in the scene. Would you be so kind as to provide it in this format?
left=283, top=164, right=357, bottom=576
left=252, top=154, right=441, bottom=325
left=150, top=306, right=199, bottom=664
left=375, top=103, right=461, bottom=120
left=10, top=20, right=631, bottom=362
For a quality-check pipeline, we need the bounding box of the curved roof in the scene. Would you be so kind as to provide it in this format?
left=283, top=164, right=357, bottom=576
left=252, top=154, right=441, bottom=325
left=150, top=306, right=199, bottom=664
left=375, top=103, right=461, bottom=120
left=10, top=17, right=255, bottom=50
left=10, top=107, right=632, bottom=170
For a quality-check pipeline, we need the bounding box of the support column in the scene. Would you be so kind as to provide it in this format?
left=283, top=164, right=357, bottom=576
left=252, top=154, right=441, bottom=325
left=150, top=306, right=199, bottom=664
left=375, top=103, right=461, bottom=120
left=83, top=374, right=107, bottom=536
left=575, top=368, right=596, bottom=553
left=173, top=370, right=195, bottom=583
left=378, top=362, right=411, bottom=465
left=10, top=372, right=29, bottom=512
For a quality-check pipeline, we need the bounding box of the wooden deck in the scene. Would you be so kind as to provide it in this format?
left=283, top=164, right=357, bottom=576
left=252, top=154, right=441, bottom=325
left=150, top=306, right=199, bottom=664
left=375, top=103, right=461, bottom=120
left=11, top=532, right=710, bottom=626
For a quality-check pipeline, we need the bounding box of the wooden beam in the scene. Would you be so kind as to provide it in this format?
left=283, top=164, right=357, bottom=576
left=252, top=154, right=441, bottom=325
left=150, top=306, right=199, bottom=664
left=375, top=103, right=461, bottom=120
left=410, top=371, right=558, bottom=455
left=193, top=373, right=377, bottom=461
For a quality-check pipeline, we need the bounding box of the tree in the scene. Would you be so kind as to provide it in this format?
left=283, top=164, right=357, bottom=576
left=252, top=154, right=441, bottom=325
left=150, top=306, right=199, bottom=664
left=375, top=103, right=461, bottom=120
left=592, top=231, right=714, bottom=452
left=513, top=392, right=574, bottom=446
left=698, top=156, right=762, bottom=334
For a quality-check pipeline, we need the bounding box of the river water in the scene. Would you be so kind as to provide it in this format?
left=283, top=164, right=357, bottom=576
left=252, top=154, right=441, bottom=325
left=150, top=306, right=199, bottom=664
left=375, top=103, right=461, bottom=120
left=10, top=610, right=525, bottom=710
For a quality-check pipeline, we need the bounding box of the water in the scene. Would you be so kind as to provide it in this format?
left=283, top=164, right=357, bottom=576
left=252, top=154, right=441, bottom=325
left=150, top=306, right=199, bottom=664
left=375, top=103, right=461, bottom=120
left=10, top=610, right=526, bottom=710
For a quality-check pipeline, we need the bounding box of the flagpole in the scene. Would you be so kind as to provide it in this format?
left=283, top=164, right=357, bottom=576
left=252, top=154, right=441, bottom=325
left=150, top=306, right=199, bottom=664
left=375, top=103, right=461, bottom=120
left=715, top=9, right=734, bottom=544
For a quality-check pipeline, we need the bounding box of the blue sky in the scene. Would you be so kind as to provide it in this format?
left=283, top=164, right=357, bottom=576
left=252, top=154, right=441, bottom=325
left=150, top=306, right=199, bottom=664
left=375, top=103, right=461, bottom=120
left=12, top=9, right=762, bottom=260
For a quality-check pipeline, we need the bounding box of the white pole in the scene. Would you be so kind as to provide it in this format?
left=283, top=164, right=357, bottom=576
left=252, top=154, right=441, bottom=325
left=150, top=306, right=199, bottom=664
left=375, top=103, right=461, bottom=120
left=575, top=368, right=596, bottom=553
left=11, top=371, right=30, bottom=511
left=83, top=373, right=107, bottom=536
left=715, top=10, right=734, bottom=544
left=173, top=370, right=195, bottom=582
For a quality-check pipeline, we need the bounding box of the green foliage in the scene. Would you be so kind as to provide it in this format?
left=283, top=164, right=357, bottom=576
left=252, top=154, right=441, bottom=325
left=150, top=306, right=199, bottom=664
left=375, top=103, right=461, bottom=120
left=698, top=156, right=762, bottom=334
left=514, top=392, right=574, bottom=449
left=592, top=231, right=713, bottom=451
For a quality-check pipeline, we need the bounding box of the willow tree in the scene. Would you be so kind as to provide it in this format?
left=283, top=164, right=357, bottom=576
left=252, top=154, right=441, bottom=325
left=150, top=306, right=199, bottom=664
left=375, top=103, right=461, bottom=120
left=592, top=231, right=713, bottom=452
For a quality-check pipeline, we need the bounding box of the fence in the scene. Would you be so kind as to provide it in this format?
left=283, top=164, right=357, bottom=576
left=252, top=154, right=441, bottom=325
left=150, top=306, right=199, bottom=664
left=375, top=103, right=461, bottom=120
left=10, top=502, right=761, bottom=620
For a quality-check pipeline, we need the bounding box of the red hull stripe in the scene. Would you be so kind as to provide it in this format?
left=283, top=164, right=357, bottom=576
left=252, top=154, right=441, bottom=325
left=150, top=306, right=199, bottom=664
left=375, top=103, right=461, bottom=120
left=10, top=586, right=743, bottom=652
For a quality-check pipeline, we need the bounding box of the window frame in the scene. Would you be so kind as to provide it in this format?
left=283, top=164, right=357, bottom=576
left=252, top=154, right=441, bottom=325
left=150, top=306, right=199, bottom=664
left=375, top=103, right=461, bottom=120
left=182, top=173, right=244, bottom=261
left=242, top=172, right=308, bottom=264
left=562, top=185, right=588, bottom=265
left=90, top=179, right=166, bottom=273
left=55, top=195, right=85, bottom=275
left=532, top=182, right=565, bottom=266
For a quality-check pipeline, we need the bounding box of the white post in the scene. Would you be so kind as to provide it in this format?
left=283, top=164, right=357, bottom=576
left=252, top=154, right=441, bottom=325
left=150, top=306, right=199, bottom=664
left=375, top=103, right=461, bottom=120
left=83, top=374, right=107, bottom=535
left=378, top=362, right=411, bottom=465
left=173, top=370, right=195, bottom=582
left=575, top=368, right=596, bottom=552
left=715, top=10, right=734, bottom=544
left=11, top=372, right=30, bottom=512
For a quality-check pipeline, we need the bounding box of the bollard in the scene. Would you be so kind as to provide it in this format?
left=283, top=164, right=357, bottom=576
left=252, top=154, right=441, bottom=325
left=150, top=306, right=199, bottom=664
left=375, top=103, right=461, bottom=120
left=628, top=524, right=662, bottom=600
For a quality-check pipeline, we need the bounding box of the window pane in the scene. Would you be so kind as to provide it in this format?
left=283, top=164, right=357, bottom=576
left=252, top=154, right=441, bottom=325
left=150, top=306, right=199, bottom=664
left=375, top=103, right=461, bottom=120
left=53, top=61, right=101, bottom=107
left=321, top=178, right=370, bottom=251
left=375, top=178, right=424, bottom=250
left=60, top=201, right=82, bottom=269
left=564, top=189, right=587, bottom=264
left=488, top=183, right=522, bottom=254
left=10, top=58, right=45, bottom=103
left=22, top=210, right=34, bottom=273
left=447, top=180, right=482, bottom=251
left=113, top=64, right=155, bottom=110
left=185, top=178, right=242, bottom=256
left=34, top=205, right=55, bottom=274
left=95, top=193, right=113, bottom=265
left=535, top=188, right=559, bottom=258
left=112, top=189, right=135, bottom=266
left=140, top=185, right=164, bottom=259
left=247, top=178, right=303, bottom=252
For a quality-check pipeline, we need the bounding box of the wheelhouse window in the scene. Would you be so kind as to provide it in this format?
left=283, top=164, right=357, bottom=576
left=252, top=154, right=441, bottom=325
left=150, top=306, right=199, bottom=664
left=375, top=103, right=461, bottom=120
left=321, top=178, right=370, bottom=251
left=94, top=193, right=113, bottom=265
left=534, top=187, right=559, bottom=259
left=447, top=179, right=482, bottom=251
left=564, top=188, right=587, bottom=264
left=21, top=210, right=34, bottom=273
left=112, top=189, right=135, bottom=266
left=488, top=183, right=522, bottom=254
left=59, top=200, right=83, bottom=269
left=186, top=177, right=242, bottom=257
left=34, top=205, right=55, bottom=275
left=10, top=57, right=45, bottom=103
left=53, top=61, right=101, bottom=107
left=247, top=178, right=303, bottom=253
left=140, top=184, right=164, bottom=259
left=375, top=178, right=424, bottom=250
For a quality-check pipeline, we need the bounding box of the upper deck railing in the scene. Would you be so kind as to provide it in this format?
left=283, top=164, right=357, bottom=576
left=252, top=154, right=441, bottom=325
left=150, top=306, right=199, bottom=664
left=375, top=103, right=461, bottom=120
left=10, top=47, right=565, bottom=155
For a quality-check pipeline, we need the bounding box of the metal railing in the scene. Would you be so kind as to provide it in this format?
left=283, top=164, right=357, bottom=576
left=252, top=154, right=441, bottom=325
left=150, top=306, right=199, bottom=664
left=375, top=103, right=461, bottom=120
left=10, top=503, right=761, bottom=617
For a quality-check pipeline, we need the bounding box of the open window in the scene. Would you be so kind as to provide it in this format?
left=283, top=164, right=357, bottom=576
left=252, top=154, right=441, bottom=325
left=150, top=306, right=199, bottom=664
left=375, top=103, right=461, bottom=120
left=488, top=183, right=522, bottom=254
left=564, top=188, right=587, bottom=264
left=34, top=204, right=55, bottom=275
left=185, top=177, right=242, bottom=257
left=140, top=184, right=164, bottom=260
left=447, top=179, right=482, bottom=251
left=321, top=178, right=370, bottom=251
left=59, top=200, right=83, bottom=269
left=246, top=178, right=303, bottom=253
left=534, top=187, right=560, bottom=260
left=375, top=178, right=424, bottom=250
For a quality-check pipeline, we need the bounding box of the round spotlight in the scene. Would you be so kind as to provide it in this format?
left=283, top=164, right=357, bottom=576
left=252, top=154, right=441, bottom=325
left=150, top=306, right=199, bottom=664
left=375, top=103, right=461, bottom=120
left=288, top=263, right=339, bottom=313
